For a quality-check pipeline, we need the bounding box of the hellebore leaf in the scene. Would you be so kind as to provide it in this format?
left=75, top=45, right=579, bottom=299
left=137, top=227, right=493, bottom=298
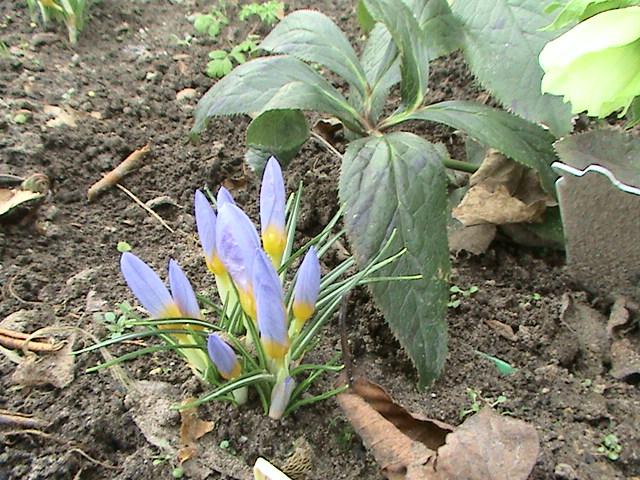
left=260, top=10, right=368, bottom=97
left=448, top=0, right=573, bottom=136
left=406, top=0, right=462, bottom=59
left=245, top=110, right=309, bottom=173
left=192, top=56, right=363, bottom=135
left=403, top=101, right=559, bottom=197
left=339, top=132, right=450, bottom=387
left=364, top=0, right=429, bottom=111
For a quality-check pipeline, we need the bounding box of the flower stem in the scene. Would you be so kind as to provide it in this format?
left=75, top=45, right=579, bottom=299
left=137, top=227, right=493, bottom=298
left=444, top=158, right=478, bottom=174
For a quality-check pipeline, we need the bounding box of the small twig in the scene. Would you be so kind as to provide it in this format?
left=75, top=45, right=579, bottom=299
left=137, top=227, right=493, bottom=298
left=69, top=448, right=123, bottom=471
left=310, top=131, right=343, bottom=161
left=0, top=333, right=63, bottom=353
left=116, top=184, right=175, bottom=234
left=6, top=275, right=42, bottom=305
left=0, top=410, right=49, bottom=428
left=338, top=293, right=354, bottom=386
left=87, top=143, right=151, bottom=202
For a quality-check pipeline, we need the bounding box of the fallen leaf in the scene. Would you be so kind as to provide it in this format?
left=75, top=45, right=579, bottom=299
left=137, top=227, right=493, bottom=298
left=0, top=189, right=44, bottom=218
left=607, top=297, right=634, bottom=337
left=433, top=407, right=539, bottom=480
left=610, top=338, right=640, bottom=382
left=44, top=104, right=77, bottom=128
left=11, top=336, right=75, bottom=388
left=484, top=319, right=518, bottom=342
left=338, top=377, right=539, bottom=480
left=314, top=117, right=343, bottom=143
left=453, top=150, right=553, bottom=226
left=178, top=400, right=215, bottom=464
left=448, top=224, right=496, bottom=255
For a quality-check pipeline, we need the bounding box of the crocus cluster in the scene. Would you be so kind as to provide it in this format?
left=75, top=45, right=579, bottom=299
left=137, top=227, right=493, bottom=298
left=120, top=157, right=321, bottom=419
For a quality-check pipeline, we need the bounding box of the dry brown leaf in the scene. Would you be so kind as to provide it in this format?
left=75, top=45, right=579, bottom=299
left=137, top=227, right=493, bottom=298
left=448, top=224, right=496, bottom=255
left=484, top=319, right=518, bottom=342
left=178, top=400, right=215, bottom=464
left=433, top=407, right=539, bottom=480
left=607, top=298, right=640, bottom=381
left=453, top=150, right=552, bottom=226
left=44, top=104, right=77, bottom=128
left=338, top=377, right=539, bottom=480
left=11, top=337, right=75, bottom=388
left=314, top=117, right=343, bottom=143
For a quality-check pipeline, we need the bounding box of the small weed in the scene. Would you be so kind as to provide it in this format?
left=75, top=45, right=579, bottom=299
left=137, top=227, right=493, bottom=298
left=206, top=35, right=259, bottom=78
left=460, top=388, right=509, bottom=419
left=219, top=439, right=237, bottom=455
left=448, top=284, right=478, bottom=308
left=329, top=416, right=356, bottom=449
left=239, top=1, right=284, bottom=26
left=531, top=292, right=542, bottom=302
left=0, top=41, right=10, bottom=57
left=94, top=302, right=136, bottom=339
left=170, top=33, right=193, bottom=47
left=116, top=241, right=132, bottom=253
left=598, top=433, right=622, bottom=461
left=193, top=7, right=228, bottom=39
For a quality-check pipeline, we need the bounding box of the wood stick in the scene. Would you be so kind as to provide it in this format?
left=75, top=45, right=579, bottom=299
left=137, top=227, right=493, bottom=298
left=115, top=184, right=175, bottom=233
left=0, top=333, right=63, bottom=352
left=0, top=410, right=49, bottom=428
left=87, top=143, right=151, bottom=202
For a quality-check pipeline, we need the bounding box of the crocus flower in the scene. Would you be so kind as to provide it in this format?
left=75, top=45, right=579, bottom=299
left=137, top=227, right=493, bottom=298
left=217, top=186, right=236, bottom=209
left=121, top=252, right=187, bottom=319
left=260, top=157, right=287, bottom=265
left=207, top=333, right=241, bottom=380
left=268, top=376, right=295, bottom=420
left=539, top=6, right=640, bottom=118
left=253, top=249, right=289, bottom=361
left=194, top=190, right=226, bottom=276
left=292, top=247, right=321, bottom=326
left=216, top=203, right=261, bottom=318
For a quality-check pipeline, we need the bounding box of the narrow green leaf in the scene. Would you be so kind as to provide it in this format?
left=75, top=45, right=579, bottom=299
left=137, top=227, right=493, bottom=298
left=245, top=109, right=309, bottom=173
left=339, top=132, right=450, bottom=387
left=475, top=350, right=517, bottom=376
left=260, top=10, right=368, bottom=96
left=356, top=0, right=376, bottom=33
left=364, top=0, right=429, bottom=111
left=193, top=56, right=364, bottom=135
left=448, top=0, right=573, bottom=136
left=396, top=101, right=559, bottom=196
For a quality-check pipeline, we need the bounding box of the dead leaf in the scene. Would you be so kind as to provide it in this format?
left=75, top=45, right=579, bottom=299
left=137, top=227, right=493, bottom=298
left=433, top=407, right=539, bottom=480
left=449, top=224, right=497, bottom=255
left=178, top=400, right=215, bottom=464
left=0, top=189, right=44, bottom=218
left=484, top=319, right=518, bottom=342
left=607, top=297, right=640, bottom=381
left=607, top=297, right=634, bottom=337
left=11, top=336, right=75, bottom=388
left=314, top=117, right=343, bottom=143
left=453, top=151, right=553, bottom=226
left=44, top=105, right=77, bottom=128
left=338, top=377, right=539, bottom=480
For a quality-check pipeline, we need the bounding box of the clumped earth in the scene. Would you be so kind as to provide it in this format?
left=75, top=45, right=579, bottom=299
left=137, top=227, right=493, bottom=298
left=1, top=1, right=639, bottom=479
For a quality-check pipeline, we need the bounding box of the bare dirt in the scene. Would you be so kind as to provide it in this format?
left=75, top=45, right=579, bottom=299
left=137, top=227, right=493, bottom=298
left=1, top=1, right=639, bottom=479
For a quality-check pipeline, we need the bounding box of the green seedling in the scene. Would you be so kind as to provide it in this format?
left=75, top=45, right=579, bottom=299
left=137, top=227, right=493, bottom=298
left=26, top=0, right=91, bottom=44
left=329, top=416, right=355, bottom=448
left=206, top=36, right=259, bottom=78
left=448, top=285, right=478, bottom=308
left=475, top=350, right=517, bottom=376
left=116, top=241, right=132, bottom=253
left=193, top=8, right=228, bottom=39
left=0, top=41, right=10, bottom=57
left=239, top=1, right=284, bottom=26
left=94, top=302, right=136, bottom=339
left=170, top=33, right=193, bottom=47
left=531, top=292, right=542, bottom=302
left=598, top=433, right=622, bottom=461
left=460, top=388, right=509, bottom=419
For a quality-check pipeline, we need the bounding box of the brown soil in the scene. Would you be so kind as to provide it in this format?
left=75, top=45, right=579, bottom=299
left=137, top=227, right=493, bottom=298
left=1, top=1, right=638, bottom=480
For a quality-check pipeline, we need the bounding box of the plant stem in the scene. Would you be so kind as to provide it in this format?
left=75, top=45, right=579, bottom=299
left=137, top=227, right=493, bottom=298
left=444, top=158, right=478, bottom=174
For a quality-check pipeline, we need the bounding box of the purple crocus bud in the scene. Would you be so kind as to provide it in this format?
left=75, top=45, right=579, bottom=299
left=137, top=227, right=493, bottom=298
left=216, top=203, right=261, bottom=318
left=207, top=333, right=241, bottom=380
left=216, top=186, right=236, bottom=209
left=268, top=376, right=295, bottom=419
left=253, top=249, right=289, bottom=361
left=260, top=157, right=286, bottom=264
left=168, top=259, right=201, bottom=320
left=292, top=247, right=321, bottom=324
left=194, top=190, right=226, bottom=276
left=120, top=252, right=180, bottom=318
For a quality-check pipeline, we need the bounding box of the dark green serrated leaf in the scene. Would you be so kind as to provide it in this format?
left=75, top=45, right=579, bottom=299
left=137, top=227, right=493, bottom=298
left=260, top=10, right=368, bottom=96
left=404, top=0, right=462, bottom=59
left=400, top=101, right=558, bottom=196
left=339, top=132, right=450, bottom=387
left=245, top=109, right=309, bottom=173
left=364, top=0, right=429, bottom=111
left=192, top=56, right=364, bottom=135
left=449, top=0, right=573, bottom=136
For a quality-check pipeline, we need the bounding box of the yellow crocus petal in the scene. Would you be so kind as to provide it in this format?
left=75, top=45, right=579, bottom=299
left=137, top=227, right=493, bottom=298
left=262, top=225, right=286, bottom=265
left=292, top=302, right=315, bottom=323
left=262, top=338, right=289, bottom=361
left=238, top=288, right=257, bottom=320
left=206, top=254, right=227, bottom=277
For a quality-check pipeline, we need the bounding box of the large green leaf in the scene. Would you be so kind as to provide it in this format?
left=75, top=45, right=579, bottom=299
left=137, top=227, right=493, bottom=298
left=405, top=0, right=462, bottom=59
left=260, top=10, right=368, bottom=97
left=448, top=0, right=573, bottom=137
left=245, top=109, right=309, bottom=173
left=339, top=132, right=450, bottom=387
left=192, top=56, right=364, bottom=135
left=364, top=0, right=429, bottom=111
left=397, top=101, right=559, bottom=196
